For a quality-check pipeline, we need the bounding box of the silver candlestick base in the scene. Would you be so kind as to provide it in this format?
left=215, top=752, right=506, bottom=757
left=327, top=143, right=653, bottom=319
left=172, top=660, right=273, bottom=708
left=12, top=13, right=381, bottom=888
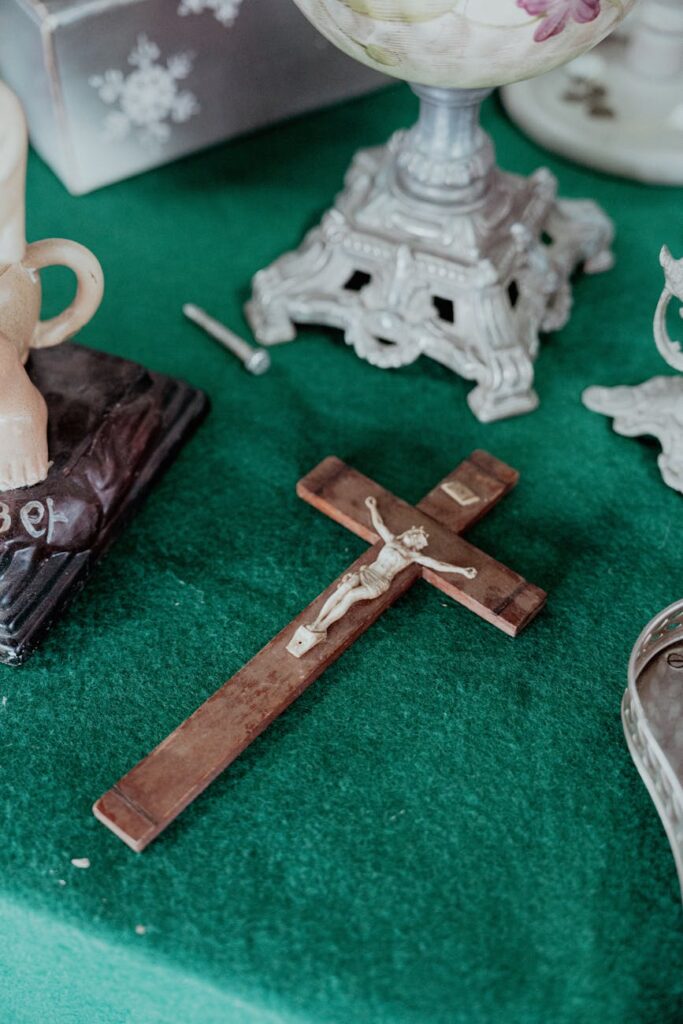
left=584, top=246, right=683, bottom=494
left=246, top=85, right=614, bottom=423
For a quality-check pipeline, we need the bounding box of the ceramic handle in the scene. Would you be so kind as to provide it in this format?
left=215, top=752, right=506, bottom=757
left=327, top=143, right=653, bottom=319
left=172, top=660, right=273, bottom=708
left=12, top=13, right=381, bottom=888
left=24, top=238, right=104, bottom=350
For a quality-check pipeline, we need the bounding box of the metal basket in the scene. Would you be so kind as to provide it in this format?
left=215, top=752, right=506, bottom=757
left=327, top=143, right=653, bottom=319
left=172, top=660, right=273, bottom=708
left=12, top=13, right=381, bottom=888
left=624, top=600, right=683, bottom=899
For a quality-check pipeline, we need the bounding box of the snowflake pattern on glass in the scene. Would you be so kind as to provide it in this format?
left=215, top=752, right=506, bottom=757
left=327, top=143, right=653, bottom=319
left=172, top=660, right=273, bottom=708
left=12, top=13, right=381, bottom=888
left=177, top=0, right=243, bottom=26
left=89, top=36, right=200, bottom=148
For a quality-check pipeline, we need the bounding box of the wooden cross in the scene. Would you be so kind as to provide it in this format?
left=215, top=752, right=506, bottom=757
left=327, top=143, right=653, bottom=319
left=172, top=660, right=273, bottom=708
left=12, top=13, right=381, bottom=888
left=94, top=451, right=545, bottom=851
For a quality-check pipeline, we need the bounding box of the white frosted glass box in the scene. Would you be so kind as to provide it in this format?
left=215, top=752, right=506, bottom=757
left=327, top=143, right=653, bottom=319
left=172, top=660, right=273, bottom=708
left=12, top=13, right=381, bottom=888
left=0, top=0, right=382, bottom=194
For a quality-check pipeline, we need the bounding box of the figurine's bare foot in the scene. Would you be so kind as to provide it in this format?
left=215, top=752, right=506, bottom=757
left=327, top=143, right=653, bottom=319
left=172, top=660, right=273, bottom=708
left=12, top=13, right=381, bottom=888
left=0, top=362, right=49, bottom=491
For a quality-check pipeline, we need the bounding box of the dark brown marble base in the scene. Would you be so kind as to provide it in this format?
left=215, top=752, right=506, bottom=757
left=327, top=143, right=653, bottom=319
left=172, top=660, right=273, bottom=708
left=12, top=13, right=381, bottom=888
left=0, top=344, right=209, bottom=666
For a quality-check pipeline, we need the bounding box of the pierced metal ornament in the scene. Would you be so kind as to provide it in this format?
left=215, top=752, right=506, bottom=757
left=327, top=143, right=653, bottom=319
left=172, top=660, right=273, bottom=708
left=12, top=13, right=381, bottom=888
left=625, top=600, right=683, bottom=901
left=584, top=246, right=683, bottom=494
left=246, top=85, right=614, bottom=424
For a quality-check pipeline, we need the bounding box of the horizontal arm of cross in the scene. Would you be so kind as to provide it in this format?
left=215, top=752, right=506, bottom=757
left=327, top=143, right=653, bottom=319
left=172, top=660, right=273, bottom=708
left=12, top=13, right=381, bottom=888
left=297, top=454, right=545, bottom=637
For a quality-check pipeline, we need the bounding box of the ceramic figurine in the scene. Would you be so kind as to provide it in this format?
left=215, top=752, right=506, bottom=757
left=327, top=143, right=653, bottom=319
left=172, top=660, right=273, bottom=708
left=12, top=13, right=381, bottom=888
left=504, top=0, right=683, bottom=185
left=247, top=0, right=635, bottom=423
left=583, top=247, right=683, bottom=494
left=0, top=81, right=104, bottom=491
left=0, top=81, right=209, bottom=667
left=94, top=452, right=545, bottom=851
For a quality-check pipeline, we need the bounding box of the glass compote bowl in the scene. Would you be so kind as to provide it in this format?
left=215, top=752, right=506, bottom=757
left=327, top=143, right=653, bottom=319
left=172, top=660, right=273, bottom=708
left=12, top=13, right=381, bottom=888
left=247, top=0, right=635, bottom=422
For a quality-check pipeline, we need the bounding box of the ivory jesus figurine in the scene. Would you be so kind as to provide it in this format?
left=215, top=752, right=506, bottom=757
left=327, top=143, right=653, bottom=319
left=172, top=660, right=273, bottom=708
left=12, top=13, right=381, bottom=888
left=287, top=495, right=477, bottom=657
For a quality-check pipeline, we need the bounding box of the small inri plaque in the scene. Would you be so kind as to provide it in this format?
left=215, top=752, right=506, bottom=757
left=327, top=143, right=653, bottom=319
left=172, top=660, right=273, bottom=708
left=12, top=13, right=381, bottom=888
left=441, top=480, right=480, bottom=507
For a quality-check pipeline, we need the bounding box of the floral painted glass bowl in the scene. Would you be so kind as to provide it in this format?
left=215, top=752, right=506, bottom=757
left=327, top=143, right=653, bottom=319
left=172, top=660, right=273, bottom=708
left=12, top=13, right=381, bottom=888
left=248, top=0, right=636, bottom=424
left=291, top=0, right=635, bottom=88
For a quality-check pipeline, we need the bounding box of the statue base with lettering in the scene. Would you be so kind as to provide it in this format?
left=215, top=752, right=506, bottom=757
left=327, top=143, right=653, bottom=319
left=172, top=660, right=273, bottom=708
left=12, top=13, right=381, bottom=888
left=0, top=343, right=209, bottom=666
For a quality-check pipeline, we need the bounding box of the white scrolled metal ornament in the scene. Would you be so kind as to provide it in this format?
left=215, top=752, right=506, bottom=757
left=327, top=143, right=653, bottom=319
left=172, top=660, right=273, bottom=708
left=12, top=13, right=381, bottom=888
left=247, top=0, right=635, bottom=423
left=583, top=247, right=683, bottom=495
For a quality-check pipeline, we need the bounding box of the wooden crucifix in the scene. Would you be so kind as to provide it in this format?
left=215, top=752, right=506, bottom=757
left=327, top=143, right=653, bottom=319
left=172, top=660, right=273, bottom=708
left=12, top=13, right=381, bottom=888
left=94, top=451, right=545, bottom=852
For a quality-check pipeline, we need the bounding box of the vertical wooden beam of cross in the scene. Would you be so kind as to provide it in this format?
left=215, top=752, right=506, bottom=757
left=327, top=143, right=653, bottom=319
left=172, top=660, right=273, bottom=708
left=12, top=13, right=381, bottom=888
left=94, top=451, right=545, bottom=852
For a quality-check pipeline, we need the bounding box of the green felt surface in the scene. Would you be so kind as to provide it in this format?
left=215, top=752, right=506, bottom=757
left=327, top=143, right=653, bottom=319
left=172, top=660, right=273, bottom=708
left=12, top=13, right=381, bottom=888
left=1, top=85, right=682, bottom=1023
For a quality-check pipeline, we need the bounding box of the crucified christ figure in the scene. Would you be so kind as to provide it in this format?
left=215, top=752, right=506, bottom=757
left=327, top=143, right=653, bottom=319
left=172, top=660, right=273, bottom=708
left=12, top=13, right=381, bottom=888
left=287, top=495, right=478, bottom=658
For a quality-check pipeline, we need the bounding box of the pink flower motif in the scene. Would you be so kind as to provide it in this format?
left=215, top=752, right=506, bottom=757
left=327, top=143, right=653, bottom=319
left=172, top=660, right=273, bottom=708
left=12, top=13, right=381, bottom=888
left=517, top=0, right=601, bottom=42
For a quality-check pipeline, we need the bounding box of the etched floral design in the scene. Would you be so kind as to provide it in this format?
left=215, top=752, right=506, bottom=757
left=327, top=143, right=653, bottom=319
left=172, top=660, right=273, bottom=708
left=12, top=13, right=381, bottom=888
left=178, top=0, right=243, bottom=27
left=517, top=0, right=601, bottom=41
left=296, top=0, right=633, bottom=87
left=89, top=36, right=200, bottom=148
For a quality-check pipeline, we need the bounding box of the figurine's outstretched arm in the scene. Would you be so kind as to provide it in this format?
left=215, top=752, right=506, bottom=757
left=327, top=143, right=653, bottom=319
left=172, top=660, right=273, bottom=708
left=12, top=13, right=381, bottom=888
left=416, top=554, right=477, bottom=579
left=365, top=495, right=394, bottom=544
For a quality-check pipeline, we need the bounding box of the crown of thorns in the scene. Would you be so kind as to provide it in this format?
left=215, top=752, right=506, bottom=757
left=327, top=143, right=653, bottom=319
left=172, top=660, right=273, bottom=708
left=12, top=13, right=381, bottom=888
left=401, top=525, right=428, bottom=538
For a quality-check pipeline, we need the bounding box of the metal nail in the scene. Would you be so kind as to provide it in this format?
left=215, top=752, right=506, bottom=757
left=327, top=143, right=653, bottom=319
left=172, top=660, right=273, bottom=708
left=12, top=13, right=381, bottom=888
left=183, top=304, right=271, bottom=376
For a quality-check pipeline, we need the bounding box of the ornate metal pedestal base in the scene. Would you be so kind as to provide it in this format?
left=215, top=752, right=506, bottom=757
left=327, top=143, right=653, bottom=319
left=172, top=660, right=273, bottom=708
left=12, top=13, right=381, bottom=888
left=503, top=1, right=683, bottom=186
left=584, top=246, right=683, bottom=494
left=625, top=601, right=683, bottom=902
left=247, top=86, right=614, bottom=424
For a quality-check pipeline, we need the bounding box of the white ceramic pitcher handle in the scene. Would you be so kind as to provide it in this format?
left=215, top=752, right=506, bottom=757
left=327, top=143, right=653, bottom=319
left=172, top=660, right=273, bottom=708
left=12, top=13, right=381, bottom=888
left=24, top=238, right=104, bottom=350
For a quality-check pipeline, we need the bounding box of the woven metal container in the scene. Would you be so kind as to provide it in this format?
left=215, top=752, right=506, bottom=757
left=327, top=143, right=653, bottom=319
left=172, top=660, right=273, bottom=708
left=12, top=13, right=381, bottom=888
left=624, top=600, right=683, bottom=899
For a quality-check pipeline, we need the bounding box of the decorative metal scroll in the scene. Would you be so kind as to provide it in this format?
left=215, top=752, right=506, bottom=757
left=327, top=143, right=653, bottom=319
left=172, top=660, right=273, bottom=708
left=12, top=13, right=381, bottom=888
left=583, top=247, right=683, bottom=494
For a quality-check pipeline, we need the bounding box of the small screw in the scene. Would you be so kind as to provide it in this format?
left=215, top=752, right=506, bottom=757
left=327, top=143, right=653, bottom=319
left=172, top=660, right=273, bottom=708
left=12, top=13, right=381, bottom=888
left=183, top=304, right=271, bottom=376
left=667, top=651, right=683, bottom=669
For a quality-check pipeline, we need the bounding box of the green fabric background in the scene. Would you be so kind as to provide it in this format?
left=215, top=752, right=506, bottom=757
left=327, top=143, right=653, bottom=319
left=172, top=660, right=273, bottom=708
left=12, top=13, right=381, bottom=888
left=1, top=86, right=682, bottom=1023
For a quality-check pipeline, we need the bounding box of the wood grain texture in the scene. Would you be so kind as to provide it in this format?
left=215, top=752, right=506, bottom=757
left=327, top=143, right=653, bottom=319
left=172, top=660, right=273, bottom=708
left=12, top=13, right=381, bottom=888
left=297, top=455, right=544, bottom=637
left=95, top=545, right=420, bottom=852
left=94, top=452, right=545, bottom=852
